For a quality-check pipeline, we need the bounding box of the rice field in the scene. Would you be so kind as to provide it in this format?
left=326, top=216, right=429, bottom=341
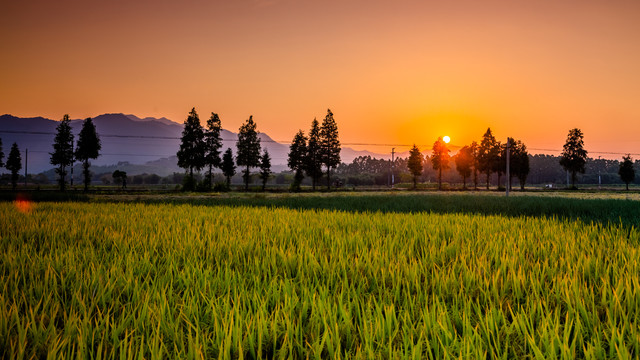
left=1, top=193, right=639, bottom=358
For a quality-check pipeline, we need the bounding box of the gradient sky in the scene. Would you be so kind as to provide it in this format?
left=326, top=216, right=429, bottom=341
left=2, top=0, right=639, bottom=157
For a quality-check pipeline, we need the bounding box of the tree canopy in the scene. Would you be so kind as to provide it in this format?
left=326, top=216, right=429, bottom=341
left=221, top=148, right=236, bottom=188
left=559, top=128, right=587, bottom=188
left=305, top=118, right=323, bottom=190
left=477, top=128, right=500, bottom=189
left=455, top=145, right=473, bottom=189
left=177, top=108, right=206, bottom=184
left=236, top=116, right=261, bottom=190
left=288, top=130, right=308, bottom=191
left=204, top=112, right=223, bottom=189
left=6, top=142, right=22, bottom=190
left=75, top=117, right=102, bottom=191
left=259, top=150, right=272, bottom=191
left=320, top=109, right=341, bottom=190
left=407, top=145, right=424, bottom=189
left=431, top=137, right=451, bottom=190
left=619, top=155, right=635, bottom=191
left=50, top=114, right=75, bottom=191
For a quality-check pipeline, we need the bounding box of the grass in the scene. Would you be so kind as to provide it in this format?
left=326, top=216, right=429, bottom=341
left=1, top=193, right=639, bottom=358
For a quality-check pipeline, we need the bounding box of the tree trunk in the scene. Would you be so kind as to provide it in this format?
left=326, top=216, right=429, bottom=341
left=626, top=182, right=629, bottom=191
left=327, top=167, right=331, bottom=191
left=245, top=165, right=250, bottom=191
left=463, top=176, right=467, bottom=190
left=226, top=176, right=231, bottom=187
left=209, top=164, right=213, bottom=189
left=413, top=176, right=417, bottom=189
left=438, top=168, right=442, bottom=190
left=571, top=171, right=577, bottom=188
left=486, top=171, right=490, bottom=190
left=83, top=160, right=91, bottom=192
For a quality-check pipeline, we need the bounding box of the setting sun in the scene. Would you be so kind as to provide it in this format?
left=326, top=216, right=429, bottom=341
left=443, top=136, right=451, bottom=144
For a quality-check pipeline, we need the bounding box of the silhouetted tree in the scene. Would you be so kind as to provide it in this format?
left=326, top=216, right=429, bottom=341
left=559, top=128, right=587, bottom=188
left=431, top=137, right=451, bottom=190
left=221, top=148, right=236, bottom=188
left=305, top=118, right=323, bottom=190
left=6, top=143, right=22, bottom=190
left=50, top=114, right=74, bottom=191
left=177, top=108, right=206, bottom=189
left=112, top=170, right=127, bottom=190
left=288, top=130, right=307, bottom=191
left=494, top=140, right=505, bottom=188
left=259, top=150, right=272, bottom=191
left=407, top=144, right=423, bottom=189
left=470, top=141, right=479, bottom=189
left=509, top=139, right=530, bottom=190
left=0, top=137, right=4, bottom=168
left=320, top=109, right=341, bottom=190
left=455, top=145, right=473, bottom=189
left=236, top=116, right=261, bottom=191
left=204, top=112, right=223, bottom=189
left=478, top=128, right=499, bottom=189
left=619, top=155, right=635, bottom=191
left=74, top=117, right=101, bottom=192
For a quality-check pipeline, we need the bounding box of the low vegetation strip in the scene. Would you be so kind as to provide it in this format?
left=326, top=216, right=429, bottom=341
left=1, top=199, right=639, bottom=358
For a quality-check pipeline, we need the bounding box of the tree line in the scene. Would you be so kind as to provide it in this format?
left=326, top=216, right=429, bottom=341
left=2, top=114, right=637, bottom=191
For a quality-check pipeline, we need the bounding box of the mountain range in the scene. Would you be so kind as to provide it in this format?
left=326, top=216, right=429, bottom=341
left=0, top=113, right=388, bottom=175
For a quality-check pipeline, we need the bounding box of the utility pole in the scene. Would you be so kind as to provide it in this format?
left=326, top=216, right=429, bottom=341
left=24, top=148, right=28, bottom=188
left=391, top=148, right=395, bottom=188
left=505, top=138, right=510, bottom=197
left=598, top=156, right=601, bottom=189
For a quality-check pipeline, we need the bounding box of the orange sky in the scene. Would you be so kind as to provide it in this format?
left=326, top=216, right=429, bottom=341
left=1, top=0, right=639, bottom=157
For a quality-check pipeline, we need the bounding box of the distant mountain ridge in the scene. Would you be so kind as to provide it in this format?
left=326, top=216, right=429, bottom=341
left=0, top=113, right=389, bottom=174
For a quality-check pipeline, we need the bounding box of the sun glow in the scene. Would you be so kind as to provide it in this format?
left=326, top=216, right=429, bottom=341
left=443, top=136, right=451, bottom=144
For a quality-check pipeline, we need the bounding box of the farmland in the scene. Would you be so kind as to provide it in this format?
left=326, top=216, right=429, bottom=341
left=1, top=192, right=639, bottom=358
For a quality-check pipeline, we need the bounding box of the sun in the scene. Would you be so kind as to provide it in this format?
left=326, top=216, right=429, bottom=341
left=443, top=135, right=451, bottom=144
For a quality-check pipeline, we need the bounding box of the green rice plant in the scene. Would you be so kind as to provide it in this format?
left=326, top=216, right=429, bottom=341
left=0, top=195, right=639, bottom=358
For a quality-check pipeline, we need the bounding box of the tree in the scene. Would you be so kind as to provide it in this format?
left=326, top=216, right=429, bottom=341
left=455, top=145, right=473, bottom=189
left=6, top=143, right=22, bottom=190
left=177, top=108, right=206, bottom=189
left=74, top=117, right=101, bottom=191
left=50, top=114, right=75, bottom=191
left=320, top=109, right=341, bottom=190
left=204, top=112, right=223, bottom=189
left=0, top=137, right=4, bottom=168
left=431, top=137, right=451, bottom=190
left=407, top=144, right=424, bottom=189
left=288, top=130, right=307, bottom=191
left=619, top=155, right=635, bottom=191
left=509, top=139, right=530, bottom=191
left=236, top=115, right=262, bottom=191
left=559, top=128, right=587, bottom=188
left=112, top=170, right=127, bottom=190
left=221, top=148, right=236, bottom=188
left=259, top=150, right=272, bottom=191
left=305, top=118, right=323, bottom=190
left=469, top=141, right=479, bottom=190
left=477, top=128, right=499, bottom=189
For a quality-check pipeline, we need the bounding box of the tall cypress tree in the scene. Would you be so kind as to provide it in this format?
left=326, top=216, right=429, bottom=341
left=6, top=143, right=22, bottom=190
left=50, top=114, right=74, bottom=191
left=221, top=147, right=236, bottom=188
left=305, top=118, right=322, bottom=191
left=320, top=109, right=341, bottom=190
left=618, top=155, right=635, bottom=191
left=177, top=108, right=206, bottom=189
left=478, top=128, right=499, bottom=189
left=236, top=116, right=261, bottom=191
left=259, top=150, right=272, bottom=191
left=288, top=130, right=308, bottom=191
left=75, top=117, right=102, bottom=191
left=407, top=144, right=423, bottom=189
left=204, top=112, right=223, bottom=189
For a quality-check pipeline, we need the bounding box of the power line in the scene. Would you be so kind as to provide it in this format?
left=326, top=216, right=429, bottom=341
left=2, top=129, right=637, bottom=156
